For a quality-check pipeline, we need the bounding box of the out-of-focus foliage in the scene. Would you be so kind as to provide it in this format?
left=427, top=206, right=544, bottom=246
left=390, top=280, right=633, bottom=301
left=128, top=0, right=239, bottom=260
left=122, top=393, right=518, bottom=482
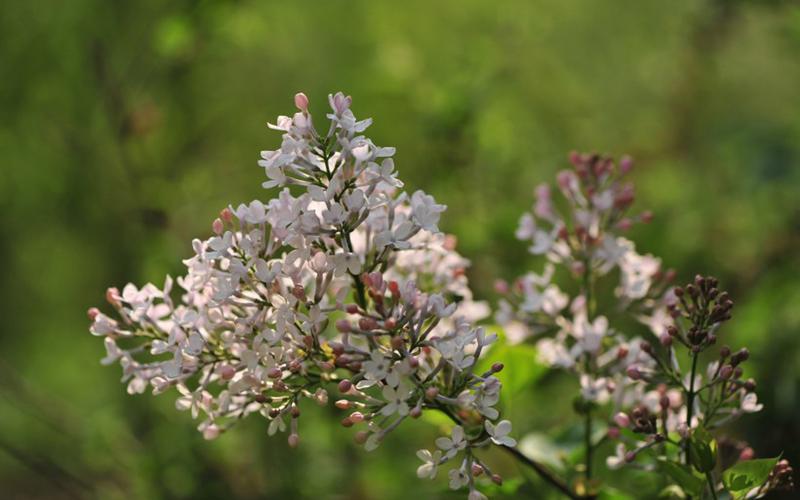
left=0, top=0, right=798, bottom=498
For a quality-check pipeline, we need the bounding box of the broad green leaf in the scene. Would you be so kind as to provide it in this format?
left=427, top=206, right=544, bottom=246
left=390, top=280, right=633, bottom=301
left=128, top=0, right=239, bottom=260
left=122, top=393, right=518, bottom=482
left=722, top=457, right=780, bottom=500
left=659, top=459, right=705, bottom=497
left=689, top=427, right=717, bottom=473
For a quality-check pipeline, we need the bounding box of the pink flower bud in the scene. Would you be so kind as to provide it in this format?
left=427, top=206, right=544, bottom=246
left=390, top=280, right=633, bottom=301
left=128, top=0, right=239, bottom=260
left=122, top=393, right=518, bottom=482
left=471, top=463, right=484, bottom=476
left=626, top=365, right=643, bottom=380
left=294, top=92, right=309, bottom=112
left=338, top=379, right=352, bottom=393
left=491, top=474, right=503, bottom=486
left=410, top=407, right=422, bottom=419
left=607, top=427, right=620, bottom=439
left=719, top=365, right=733, bottom=380
left=349, top=411, right=364, bottom=423
left=220, top=207, right=233, bottom=222
left=624, top=451, right=637, bottom=463
left=335, top=399, right=350, bottom=410
left=494, top=279, right=509, bottom=294
left=106, top=287, right=120, bottom=306
left=614, top=412, right=631, bottom=428
left=335, top=320, right=351, bottom=333
left=268, top=367, right=283, bottom=379
left=87, top=307, right=100, bottom=321
left=491, top=362, right=505, bottom=373
left=345, top=304, right=359, bottom=314
left=640, top=211, right=653, bottom=223
left=739, top=447, right=755, bottom=461
left=341, top=417, right=353, bottom=428
left=620, top=155, right=634, bottom=173
left=354, top=431, right=368, bottom=444
left=220, top=365, right=236, bottom=380
left=659, top=333, right=673, bottom=347
left=287, top=433, right=300, bottom=448
left=212, top=218, right=224, bottom=235
left=425, top=387, right=439, bottom=400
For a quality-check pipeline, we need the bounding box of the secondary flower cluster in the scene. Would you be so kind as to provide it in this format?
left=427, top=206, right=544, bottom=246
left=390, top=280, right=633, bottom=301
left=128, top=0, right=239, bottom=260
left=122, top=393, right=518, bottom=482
left=496, top=153, right=789, bottom=498
left=89, top=92, right=513, bottom=498
left=496, top=153, right=662, bottom=412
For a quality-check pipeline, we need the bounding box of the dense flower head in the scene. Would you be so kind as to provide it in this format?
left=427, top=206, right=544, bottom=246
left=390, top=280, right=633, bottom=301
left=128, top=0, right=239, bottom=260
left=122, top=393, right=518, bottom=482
left=496, top=153, right=787, bottom=499
left=90, top=92, right=511, bottom=498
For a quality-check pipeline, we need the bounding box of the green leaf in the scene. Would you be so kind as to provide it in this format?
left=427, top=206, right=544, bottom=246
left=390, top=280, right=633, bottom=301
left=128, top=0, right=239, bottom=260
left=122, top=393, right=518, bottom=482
left=722, top=457, right=780, bottom=500
left=659, top=459, right=705, bottom=497
left=688, top=427, right=717, bottom=473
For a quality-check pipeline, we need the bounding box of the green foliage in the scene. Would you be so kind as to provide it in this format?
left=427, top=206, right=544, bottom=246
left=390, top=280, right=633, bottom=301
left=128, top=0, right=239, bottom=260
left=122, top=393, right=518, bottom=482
left=722, top=456, right=780, bottom=500
left=688, top=427, right=718, bottom=474
left=659, top=459, right=706, bottom=498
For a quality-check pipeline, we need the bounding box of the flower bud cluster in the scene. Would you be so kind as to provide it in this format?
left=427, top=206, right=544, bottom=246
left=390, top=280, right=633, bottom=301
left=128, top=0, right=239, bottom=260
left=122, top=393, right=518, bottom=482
left=90, top=92, right=509, bottom=497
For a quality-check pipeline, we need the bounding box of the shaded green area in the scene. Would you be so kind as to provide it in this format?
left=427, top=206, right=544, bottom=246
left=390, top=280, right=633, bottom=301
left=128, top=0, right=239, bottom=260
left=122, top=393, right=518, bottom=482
left=1, top=0, right=798, bottom=498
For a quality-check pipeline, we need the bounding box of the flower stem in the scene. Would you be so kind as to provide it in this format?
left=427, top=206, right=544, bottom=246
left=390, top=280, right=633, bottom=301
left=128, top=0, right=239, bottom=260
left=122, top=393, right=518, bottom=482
left=685, top=352, right=699, bottom=466
left=706, top=472, right=718, bottom=500
left=500, top=445, right=583, bottom=500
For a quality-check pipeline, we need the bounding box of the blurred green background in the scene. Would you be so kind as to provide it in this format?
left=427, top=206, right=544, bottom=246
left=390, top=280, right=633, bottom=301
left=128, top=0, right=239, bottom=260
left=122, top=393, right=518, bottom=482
left=1, top=0, right=799, bottom=498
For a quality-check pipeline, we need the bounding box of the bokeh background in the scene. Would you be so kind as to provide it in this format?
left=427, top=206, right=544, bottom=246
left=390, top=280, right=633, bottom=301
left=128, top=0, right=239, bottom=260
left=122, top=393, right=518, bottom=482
left=1, top=0, right=799, bottom=498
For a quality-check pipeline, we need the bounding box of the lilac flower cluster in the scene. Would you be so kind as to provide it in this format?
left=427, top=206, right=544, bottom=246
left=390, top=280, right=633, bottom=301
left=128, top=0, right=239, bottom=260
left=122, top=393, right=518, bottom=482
left=89, top=92, right=512, bottom=499
left=497, top=153, right=791, bottom=498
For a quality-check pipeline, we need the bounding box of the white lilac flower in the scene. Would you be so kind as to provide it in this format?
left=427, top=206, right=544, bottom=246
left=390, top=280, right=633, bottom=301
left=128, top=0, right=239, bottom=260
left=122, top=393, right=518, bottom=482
left=436, top=426, right=467, bottom=459
left=485, top=420, right=517, bottom=447
left=90, top=92, right=509, bottom=498
left=416, top=449, right=443, bottom=479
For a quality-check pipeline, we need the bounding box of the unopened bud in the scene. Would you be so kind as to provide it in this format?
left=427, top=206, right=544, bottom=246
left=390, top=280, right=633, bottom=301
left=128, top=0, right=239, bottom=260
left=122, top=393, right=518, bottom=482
left=287, top=433, right=300, bottom=448
left=290, top=406, right=301, bottom=418
left=491, top=362, right=505, bottom=373
left=212, top=218, right=224, bottom=235
left=87, top=307, right=100, bottom=321
left=494, top=279, right=509, bottom=294
left=410, top=407, right=422, bottom=419
left=624, top=451, right=637, bottom=463
left=425, top=387, right=439, bottom=400
left=338, top=379, right=352, bottom=393
left=471, top=464, right=484, bottom=476
left=335, top=400, right=350, bottom=410
left=220, top=207, right=233, bottom=222
left=390, top=336, right=405, bottom=350
left=614, top=412, right=631, bottom=428
left=491, top=474, right=503, bottom=486
left=719, top=365, right=733, bottom=380
left=220, top=365, right=236, bottom=380
left=341, top=417, right=353, bottom=428
left=354, top=431, right=369, bottom=444
left=345, top=304, right=359, bottom=314
left=626, top=365, right=643, bottom=380
left=294, top=92, right=309, bottom=112
left=350, top=411, right=364, bottom=423
left=659, top=333, right=673, bottom=347
left=335, top=320, right=351, bottom=333
left=268, top=367, right=283, bottom=379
